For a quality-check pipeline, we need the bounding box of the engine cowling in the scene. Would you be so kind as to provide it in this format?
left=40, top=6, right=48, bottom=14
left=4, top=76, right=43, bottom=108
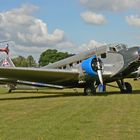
left=81, top=55, right=102, bottom=77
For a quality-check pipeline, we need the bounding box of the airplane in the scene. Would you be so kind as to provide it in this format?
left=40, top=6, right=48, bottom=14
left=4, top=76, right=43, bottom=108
left=0, top=43, right=139, bottom=95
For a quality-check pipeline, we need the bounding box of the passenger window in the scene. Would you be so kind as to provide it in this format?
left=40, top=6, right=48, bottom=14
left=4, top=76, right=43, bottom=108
left=63, top=66, right=66, bottom=69
left=101, top=53, right=106, bottom=58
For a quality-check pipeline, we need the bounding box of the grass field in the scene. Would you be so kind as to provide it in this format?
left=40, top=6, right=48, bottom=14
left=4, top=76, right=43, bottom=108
left=0, top=79, right=140, bottom=140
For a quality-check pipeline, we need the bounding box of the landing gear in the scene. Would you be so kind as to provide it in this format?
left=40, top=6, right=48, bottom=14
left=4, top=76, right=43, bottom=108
left=121, top=82, right=132, bottom=93
left=84, top=82, right=96, bottom=96
left=8, top=89, right=12, bottom=93
left=7, top=84, right=16, bottom=93
left=116, top=80, right=132, bottom=93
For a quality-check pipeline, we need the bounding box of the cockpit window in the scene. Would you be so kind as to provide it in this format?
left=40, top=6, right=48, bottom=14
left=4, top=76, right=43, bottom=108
left=109, top=47, right=116, bottom=52
left=116, top=45, right=122, bottom=51
left=108, top=44, right=127, bottom=52
left=115, top=44, right=127, bottom=52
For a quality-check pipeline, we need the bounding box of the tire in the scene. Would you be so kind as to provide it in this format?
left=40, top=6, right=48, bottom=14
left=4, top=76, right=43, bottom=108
left=125, top=82, right=132, bottom=93
left=121, top=82, right=132, bottom=93
left=84, top=86, right=96, bottom=96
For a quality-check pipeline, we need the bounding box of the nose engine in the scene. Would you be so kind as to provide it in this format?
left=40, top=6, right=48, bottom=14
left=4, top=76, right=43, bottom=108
left=81, top=55, right=103, bottom=83
left=91, top=57, right=102, bottom=72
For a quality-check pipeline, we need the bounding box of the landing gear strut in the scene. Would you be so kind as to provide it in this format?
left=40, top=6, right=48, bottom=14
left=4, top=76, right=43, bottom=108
left=116, top=80, right=132, bottom=93
left=84, top=82, right=96, bottom=96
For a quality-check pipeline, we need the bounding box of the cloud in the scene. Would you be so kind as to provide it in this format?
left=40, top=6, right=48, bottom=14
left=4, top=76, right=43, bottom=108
left=126, top=15, right=140, bottom=27
left=81, top=11, right=106, bottom=25
left=80, top=0, right=140, bottom=12
left=0, top=4, right=65, bottom=58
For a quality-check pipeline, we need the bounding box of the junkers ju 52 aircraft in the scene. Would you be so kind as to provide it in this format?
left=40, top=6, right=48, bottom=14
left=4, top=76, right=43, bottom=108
left=0, top=43, right=139, bottom=95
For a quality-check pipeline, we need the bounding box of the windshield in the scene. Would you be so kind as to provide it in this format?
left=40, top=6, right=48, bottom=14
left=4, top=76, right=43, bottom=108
left=108, top=44, right=127, bottom=52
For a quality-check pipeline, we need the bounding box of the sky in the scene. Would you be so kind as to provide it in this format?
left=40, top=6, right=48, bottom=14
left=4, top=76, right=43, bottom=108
left=0, top=0, right=140, bottom=60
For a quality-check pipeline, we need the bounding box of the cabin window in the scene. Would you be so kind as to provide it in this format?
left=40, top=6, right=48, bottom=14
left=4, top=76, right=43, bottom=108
left=101, top=53, right=106, bottom=58
left=77, top=61, right=80, bottom=64
left=63, top=66, right=66, bottom=69
left=109, top=47, right=116, bottom=52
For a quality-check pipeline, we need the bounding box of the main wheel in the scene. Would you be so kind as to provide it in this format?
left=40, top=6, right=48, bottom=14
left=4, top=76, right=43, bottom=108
left=121, top=82, right=132, bottom=93
left=84, top=86, right=96, bottom=96
left=125, top=82, right=132, bottom=93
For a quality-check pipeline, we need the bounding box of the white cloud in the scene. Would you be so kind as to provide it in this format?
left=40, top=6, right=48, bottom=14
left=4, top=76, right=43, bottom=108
left=126, top=15, right=140, bottom=27
left=81, top=11, right=106, bottom=25
left=55, top=41, right=76, bottom=51
left=0, top=4, right=65, bottom=58
left=80, top=0, right=140, bottom=12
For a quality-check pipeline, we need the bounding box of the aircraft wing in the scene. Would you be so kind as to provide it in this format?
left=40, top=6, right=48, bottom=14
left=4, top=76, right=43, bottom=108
left=0, top=67, right=80, bottom=86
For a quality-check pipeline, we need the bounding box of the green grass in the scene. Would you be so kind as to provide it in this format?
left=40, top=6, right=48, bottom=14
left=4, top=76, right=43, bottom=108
left=0, top=79, right=140, bottom=140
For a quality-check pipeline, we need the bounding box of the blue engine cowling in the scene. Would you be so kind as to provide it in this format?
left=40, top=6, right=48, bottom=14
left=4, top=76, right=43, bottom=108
left=81, top=55, right=98, bottom=77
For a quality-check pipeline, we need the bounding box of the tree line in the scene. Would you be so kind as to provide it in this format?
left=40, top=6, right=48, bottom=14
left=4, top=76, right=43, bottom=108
left=12, top=49, right=73, bottom=67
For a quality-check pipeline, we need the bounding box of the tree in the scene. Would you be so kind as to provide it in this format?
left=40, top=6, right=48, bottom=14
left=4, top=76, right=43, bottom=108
left=39, top=49, right=73, bottom=66
left=12, top=55, right=37, bottom=67
left=27, top=55, right=36, bottom=67
left=12, top=56, right=28, bottom=67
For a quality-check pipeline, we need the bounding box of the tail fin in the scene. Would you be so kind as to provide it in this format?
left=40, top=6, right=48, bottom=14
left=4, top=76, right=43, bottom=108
left=0, top=56, right=15, bottom=67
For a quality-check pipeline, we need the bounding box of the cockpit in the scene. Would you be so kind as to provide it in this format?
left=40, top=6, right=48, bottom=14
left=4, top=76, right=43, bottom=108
left=108, top=44, right=128, bottom=52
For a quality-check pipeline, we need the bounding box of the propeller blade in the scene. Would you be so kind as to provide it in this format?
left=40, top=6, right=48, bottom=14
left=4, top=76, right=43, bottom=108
left=96, top=58, right=103, bottom=85
left=97, top=69, right=103, bottom=85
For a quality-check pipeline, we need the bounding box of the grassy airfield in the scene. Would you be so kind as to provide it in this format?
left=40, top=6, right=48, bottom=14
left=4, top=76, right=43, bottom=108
left=0, top=79, right=140, bottom=140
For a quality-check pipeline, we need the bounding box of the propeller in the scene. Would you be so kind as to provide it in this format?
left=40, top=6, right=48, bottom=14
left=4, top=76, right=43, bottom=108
left=92, top=57, right=103, bottom=85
